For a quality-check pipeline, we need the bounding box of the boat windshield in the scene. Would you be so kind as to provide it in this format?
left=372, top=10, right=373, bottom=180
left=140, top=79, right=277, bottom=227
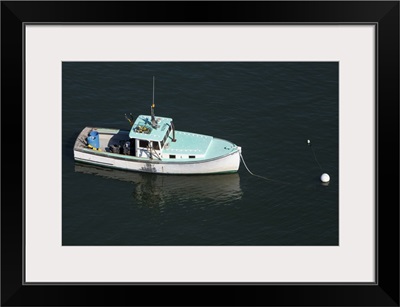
left=152, top=141, right=160, bottom=150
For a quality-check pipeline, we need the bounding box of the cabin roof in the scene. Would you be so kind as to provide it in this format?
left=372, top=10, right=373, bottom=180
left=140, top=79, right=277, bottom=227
left=129, top=115, right=173, bottom=141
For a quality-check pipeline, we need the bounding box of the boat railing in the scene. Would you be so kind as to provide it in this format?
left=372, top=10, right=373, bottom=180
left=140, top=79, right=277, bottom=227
left=147, top=144, right=162, bottom=160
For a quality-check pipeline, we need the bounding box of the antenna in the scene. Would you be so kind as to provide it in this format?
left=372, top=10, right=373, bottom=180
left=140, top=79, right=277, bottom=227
left=152, top=76, right=155, bottom=109
left=151, top=76, right=158, bottom=128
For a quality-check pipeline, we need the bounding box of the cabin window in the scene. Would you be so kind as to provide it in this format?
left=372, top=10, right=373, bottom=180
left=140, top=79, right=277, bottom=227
left=169, top=155, right=176, bottom=159
left=189, top=155, right=195, bottom=159
left=139, top=140, right=148, bottom=148
left=152, top=142, right=160, bottom=150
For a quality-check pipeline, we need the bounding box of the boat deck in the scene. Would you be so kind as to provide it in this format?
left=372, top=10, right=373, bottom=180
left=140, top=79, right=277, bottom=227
left=73, top=127, right=91, bottom=149
left=74, top=127, right=130, bottom=152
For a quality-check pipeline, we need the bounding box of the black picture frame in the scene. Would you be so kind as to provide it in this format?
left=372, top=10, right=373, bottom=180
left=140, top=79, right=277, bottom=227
left=2, top=1, right=399, bottom=306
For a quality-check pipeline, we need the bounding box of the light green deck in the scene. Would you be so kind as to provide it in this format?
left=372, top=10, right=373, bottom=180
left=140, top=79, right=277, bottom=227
left=162, top=131, right=212, bottom=156
left=161, top=131, right=237, bottom=160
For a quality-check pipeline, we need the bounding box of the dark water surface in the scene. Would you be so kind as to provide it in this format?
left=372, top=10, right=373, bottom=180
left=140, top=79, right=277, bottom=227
left=62, top=62, right=338, bottom=245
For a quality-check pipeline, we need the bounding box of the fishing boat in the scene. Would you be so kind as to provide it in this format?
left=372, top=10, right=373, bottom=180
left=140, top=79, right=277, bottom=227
left=73, top=78, right=241, bottom=175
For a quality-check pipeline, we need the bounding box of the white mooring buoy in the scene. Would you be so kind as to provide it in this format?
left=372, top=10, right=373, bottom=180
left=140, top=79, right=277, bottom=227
left=307, top=139, right=311, bottom=145
left=320, top=173, right=330, bottom=183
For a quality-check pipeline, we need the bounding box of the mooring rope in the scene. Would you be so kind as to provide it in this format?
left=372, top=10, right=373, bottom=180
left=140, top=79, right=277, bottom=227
left=239, top=152, right=289, bottom=184
left=308, top=142, right=323, bottom=171
left=240, top=142, right=329, bottom=185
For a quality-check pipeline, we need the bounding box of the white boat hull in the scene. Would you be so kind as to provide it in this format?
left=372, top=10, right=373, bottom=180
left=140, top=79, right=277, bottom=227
left=74, top=148, right=241, bottom=175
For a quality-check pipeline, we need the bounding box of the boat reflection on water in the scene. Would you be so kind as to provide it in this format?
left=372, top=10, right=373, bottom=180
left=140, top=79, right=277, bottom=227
left=74, top=163, right=243, bottom=209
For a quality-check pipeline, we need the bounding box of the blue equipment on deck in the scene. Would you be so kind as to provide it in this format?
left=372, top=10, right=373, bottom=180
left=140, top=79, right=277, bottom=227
left=87, top=130, right=100, bottom=149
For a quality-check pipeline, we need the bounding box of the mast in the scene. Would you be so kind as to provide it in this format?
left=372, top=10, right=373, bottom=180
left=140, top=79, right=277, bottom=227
left=151, top=76, right=157, bottom=128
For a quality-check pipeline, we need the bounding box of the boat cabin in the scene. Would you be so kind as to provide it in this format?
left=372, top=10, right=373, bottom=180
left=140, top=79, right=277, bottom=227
left=128, top=115, right=176, bottom=159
